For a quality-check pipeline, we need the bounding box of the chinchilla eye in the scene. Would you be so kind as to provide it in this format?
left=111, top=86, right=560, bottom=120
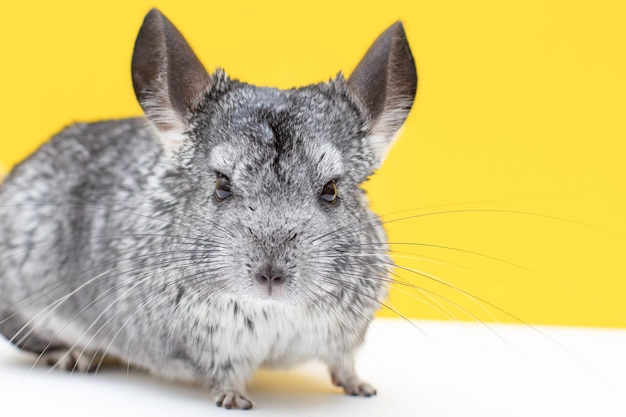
left=214, top=175, right=232, bottom=201
left=320, top=181, right=338, bottom=204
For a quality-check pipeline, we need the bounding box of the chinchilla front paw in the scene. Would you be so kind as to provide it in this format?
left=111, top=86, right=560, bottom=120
left=215, top=389, right=254, bottom=410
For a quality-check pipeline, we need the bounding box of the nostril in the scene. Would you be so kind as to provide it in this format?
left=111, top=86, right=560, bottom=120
left=268, top=275, right=282, bottom=284
left=254, top=264, right=287, bottom=287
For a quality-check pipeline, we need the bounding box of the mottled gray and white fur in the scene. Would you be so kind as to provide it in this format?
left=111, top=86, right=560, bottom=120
left=0, top=9, right=417, bottom=410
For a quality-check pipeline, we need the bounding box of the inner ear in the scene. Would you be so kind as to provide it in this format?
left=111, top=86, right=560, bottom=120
left=131, top=9, right=211, bottom=150
left=347, top=22, right=418, bottom=164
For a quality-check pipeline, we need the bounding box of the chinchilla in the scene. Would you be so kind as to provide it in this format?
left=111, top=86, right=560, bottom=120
left=0, top=8, right=416, bottom=409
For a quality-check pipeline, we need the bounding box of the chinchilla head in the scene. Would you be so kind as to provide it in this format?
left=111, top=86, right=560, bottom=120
left=131, top=9, right=417, bottom=304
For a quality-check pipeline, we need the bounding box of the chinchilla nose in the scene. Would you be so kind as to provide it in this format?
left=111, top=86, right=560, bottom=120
left=254, top=264, right=288, bottom=291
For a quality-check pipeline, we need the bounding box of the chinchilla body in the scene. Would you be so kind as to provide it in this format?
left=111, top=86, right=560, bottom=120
left=0, top=9, right=416, bottom=409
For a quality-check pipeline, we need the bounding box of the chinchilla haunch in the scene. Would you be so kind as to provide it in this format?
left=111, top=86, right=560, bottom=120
left=0, top=8, right=417, bottom=410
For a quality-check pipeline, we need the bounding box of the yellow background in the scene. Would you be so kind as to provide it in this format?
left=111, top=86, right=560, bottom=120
left=1, top=1, right=625, bottom=327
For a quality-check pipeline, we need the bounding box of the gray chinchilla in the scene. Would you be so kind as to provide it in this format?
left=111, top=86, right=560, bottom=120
left=0, top=8, right=416, bottom=410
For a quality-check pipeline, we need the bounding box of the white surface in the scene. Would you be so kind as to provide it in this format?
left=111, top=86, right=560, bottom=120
left=1, top=319, right=625, bottom=416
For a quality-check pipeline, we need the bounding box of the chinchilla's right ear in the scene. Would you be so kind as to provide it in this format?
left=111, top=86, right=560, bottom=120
left=347, top=22, right=417, bottom=167
left=132, top=9, right=213, bottom=156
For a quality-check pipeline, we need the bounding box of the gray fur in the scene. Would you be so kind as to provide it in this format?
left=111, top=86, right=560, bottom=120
left=0, top=9, right=417, bottom=409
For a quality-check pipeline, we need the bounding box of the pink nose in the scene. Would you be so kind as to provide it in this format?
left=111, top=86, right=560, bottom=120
left=254, top=265, right=288, bottom=289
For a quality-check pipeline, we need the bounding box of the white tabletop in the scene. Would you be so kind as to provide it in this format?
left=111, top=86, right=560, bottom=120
left=1, top=319, right=625, bottom=416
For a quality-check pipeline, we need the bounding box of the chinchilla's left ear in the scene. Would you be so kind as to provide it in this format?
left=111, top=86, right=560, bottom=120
left=347, top=22, right=417, bottom=166
left=131, top=8, right=213, bottom=156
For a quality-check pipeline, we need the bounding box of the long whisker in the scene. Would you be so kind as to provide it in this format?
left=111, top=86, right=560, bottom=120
left=312, top=269, right=429, bottom=338
left=316, top=251, right=502, bottom=323
left=95, top=269, right=231, bottom=373
left=323, top=255, right=598, bottom=372
left=316, top=262, right=488, bottom=325
left=8, top=245, right=221, bottom=346
left=10, top=267, right=121, bottom=347
left=31, top=255, right=210, bottom=370
left=316, top=206, right=586, bottom=251
left=316, top=249, right=537, bottom=300
left=364, top=241, right=546, bottom=280
left=0, top=234, right=232, bottom=326
left=0, top=202, right=236, bottom=240
left=379, top=208, right=613, bottom=235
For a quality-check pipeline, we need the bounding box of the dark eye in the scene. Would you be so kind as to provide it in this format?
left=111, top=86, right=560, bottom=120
left=320, top=181, right=338, bottom=204
left=215, top=175, right=232, bottom=201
